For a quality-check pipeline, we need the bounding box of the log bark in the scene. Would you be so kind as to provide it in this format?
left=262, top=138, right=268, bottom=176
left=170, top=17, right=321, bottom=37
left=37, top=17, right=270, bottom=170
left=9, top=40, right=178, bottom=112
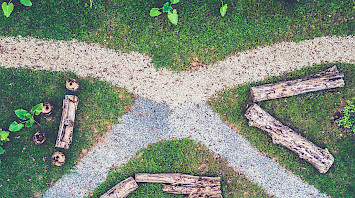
left=100, top=177, right=138, bottom=198
left=250, top=66, right=344, bottom=102
left=135, top=173, right=220, bottom=187
left=55, top=95, right=79, bottom=149
left=163, top=185, right=222, bottom=197
left=245, top=104, right=334, bottom=173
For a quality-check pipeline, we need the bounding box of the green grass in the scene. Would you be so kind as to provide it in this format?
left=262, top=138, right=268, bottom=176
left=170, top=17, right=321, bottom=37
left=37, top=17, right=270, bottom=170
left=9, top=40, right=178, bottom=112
left=208, top=62, right=355, bottom=198
left=0, top=0, right=353, bottom=71
left=87, top=138, right=271, bottom=198
left=0, top=67, right=135, bottom=197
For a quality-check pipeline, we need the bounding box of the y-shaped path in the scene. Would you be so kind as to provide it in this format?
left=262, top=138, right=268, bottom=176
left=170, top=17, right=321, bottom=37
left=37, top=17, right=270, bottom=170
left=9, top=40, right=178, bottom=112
left=0, top=35, right=354, bottom=197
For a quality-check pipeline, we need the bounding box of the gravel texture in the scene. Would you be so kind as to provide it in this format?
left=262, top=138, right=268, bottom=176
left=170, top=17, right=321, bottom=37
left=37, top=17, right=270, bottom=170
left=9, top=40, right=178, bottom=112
left=42, top=98, right=329, bottom=198
left=0, top=35, right=354, bottom=197
left=0, top=35, right=354, bottom=107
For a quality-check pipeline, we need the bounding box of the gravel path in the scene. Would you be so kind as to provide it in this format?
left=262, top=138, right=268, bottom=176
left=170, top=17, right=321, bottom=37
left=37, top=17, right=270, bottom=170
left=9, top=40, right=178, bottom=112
left=42, top=98, right=328, bottom=198
left=0, top=35, right=354, bottom=197
left=0, top=35, right=354, bottom=107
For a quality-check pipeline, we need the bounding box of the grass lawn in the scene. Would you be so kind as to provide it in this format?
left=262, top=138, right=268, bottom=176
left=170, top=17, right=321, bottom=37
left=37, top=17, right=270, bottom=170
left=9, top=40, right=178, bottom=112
left=88, top=138, right=271, bottom=198
left=0, top=67, right=135, bottom=197
left=0, top=0, right=353, bottom=71
left=208, top=62, right=355, bottom=198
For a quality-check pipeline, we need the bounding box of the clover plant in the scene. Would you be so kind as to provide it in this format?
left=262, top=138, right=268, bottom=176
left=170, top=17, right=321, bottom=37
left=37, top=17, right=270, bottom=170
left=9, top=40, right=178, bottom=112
left=2, top=0, right=32, bottom=18
left=0, top=128, right=10, bottom=164
left=9, top=103, right=43, bottom=132
left=338, top=97, right=355, bottom=133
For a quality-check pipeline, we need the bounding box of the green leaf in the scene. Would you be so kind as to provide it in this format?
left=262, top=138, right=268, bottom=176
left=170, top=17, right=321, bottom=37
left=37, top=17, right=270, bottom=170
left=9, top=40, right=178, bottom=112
left=15, top=109, right=30, bottom=120
left=9, top=121, right=24, bottom=132
left=20, top=0, right=32, bottom=6
left=220, top=4, right=227, bottom=17
left=150, top=8, right=162, bottom=17
left=168, top=9, right=178, bottom=25
left=0, top=129, right=10, bottom=141
left=0, top=147, right=4, bottom=155
left=170, top=0, right=180, bottom=4
left=2, top=2, right=14, bottom=18
left=31, top=103, right=43, bottom=115
left=25, top=117, right=34, bottom=128
left=162, top=2, right=172, bottom=12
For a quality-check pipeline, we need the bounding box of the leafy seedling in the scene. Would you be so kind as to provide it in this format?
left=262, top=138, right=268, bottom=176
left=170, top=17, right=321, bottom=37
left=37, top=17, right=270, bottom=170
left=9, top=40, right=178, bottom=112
left=2, top=0, right=32, bottom=18
left=9, top=103, right=43, bottom=132
left=150, top=0, right=179, bottom=25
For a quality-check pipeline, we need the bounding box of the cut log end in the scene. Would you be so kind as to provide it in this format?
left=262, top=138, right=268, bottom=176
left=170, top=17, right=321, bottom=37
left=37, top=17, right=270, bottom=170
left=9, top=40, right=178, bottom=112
left=51, top=151, right=65, bottom=166
left=66, top=78, right=79, bottom=92
left=33, top=132, right=46, bottom=145
left=42, top=102, right=53, bottom=115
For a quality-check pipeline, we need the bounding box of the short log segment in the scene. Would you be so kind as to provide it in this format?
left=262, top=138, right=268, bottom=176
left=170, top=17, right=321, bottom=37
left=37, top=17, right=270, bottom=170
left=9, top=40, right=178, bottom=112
left=135, top=173, right=220, bottom=187
left=135, top=173, right=221, bottom=197
left=100, top=177, right=138, bottom=198
left=245, top=104, right=334, bottom=173
left=163, top=185, right=222, bottom=197
left=55, top=95, right=79, bottom=149
left=250, top=66, right=345, bottom=102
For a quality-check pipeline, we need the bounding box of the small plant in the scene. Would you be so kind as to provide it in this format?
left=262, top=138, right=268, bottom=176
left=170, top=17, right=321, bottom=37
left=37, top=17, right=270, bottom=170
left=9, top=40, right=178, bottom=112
left=338, top=97, right=355, bottom=133
left=220, top=0, right=227, bottom=17
left=1, top=0, right=32, bottom=18
left=0, top=128, right=10, bottom=164
left=73, top=0, right=103, bottom=9
left=150, top=0, right=179, bottom=25
left=9, top=103, right=43, bottom=132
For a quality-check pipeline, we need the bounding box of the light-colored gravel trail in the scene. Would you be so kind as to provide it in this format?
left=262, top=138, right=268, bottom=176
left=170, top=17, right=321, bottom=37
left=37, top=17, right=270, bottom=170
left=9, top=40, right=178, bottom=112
left=1, top=35, right=354, bottom=107
left=0, top=35, right=354, bottom=198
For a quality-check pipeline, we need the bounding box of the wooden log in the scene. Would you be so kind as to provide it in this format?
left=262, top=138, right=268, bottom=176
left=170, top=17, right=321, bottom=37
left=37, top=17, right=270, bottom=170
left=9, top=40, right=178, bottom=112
left=250, top=66, right=344, bottom=102
left=66, top=78, right=79, bottom=92
left=163, top=185, right=222, bottom=197
left=51, top=151, right=65, bottom=166
left=245, top=104, right=334, bottom=173
left=100, top=177, right=138, bottom=198
left=135, top=173, right=220, bottom=187
left=55, top=95, right=79, bottom=149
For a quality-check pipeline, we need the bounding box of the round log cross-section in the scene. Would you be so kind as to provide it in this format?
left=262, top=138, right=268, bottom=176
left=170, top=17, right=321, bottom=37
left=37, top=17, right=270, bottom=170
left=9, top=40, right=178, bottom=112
left=51, top=151, right=66, bottom=166
left=33, top=132, right=46, bottom=145
left=66, top=78, right=79, bottom=92
left=42, top=102, right=53, bottom=115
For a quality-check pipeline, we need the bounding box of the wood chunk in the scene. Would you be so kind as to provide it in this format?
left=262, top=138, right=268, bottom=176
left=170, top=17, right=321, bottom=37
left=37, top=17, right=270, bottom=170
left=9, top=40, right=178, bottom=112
left=245, top=104, right=334, bottom=173
left=250, top=66, right=345, bottom=102
left=66, top=78, right=79, bottom=92
left=42, top=102, right=53, bottom=115
left=100, top=177, right=138, bottom=198
left=163, top=185, right=222, bottom=197
left=51, top=151, right=65, bottom=166
left=55, top=95, right=78, bottom=149
left=135, top=173, right=220, bottom=187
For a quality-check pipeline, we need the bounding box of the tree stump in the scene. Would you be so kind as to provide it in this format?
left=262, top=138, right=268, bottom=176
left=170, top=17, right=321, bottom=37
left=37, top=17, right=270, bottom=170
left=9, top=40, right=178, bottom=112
left=51, top=151, right=65, bottom=166
left=250, top=66, right=345, bottom=102
left=55, top=95, right=79, bottom=149
left=42, top=102, right=53, bottom=116
left=245, top=104, right=334, bottom=173
left=100, top=177, right=138, bottom=198
left=66, top=78, right=79, bottom=92
left=33, top=132, right=46, bottom=145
